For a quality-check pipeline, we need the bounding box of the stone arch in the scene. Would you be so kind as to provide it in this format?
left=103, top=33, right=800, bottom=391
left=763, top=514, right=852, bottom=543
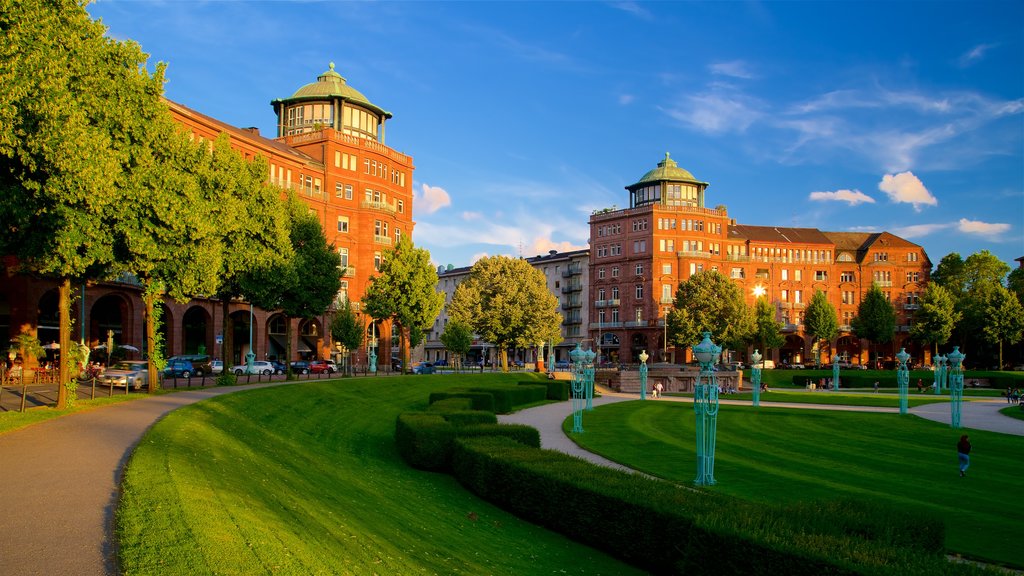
left=266, top=313, right=288, bottom=361
left=228, top=310, right=256, bottom=366
left=91, top=294, right=131, bottom=362
left=182, top=306, right=212, bottom=355
left=630, top=332, right=647, bottom=363
left=781, top=334, right=806, bottom=365
left=298, top=318, right=322, bottom=360
left=37, top=289, right=60, bottom=348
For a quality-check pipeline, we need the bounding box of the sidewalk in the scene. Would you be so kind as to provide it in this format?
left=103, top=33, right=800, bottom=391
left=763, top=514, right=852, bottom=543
left=0, top=381, right=291, bottom=576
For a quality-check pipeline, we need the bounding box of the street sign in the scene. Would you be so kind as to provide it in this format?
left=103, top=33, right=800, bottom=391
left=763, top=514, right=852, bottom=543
left=215, top=334, right=223, bottom=345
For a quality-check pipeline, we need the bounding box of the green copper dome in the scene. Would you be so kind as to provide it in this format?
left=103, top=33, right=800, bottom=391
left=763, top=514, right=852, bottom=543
left=632, top=152, right=706, bottom=187
left=278, top=62, right=391, bottom=119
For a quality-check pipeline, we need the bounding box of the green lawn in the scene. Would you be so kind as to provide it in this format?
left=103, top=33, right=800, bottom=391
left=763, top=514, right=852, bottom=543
left=565, top=401, right=1024, bottom=568
left=999, top=405, right=1024, bottom=421
left=669, top=390, right=956, bottom=408
left=116, top=373, right=643, bottom=576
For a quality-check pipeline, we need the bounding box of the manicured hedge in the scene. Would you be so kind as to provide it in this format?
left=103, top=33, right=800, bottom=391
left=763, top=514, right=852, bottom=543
left=442, top=410, right=498, bottom=427
left=428, top=390, right=496, bottom=412
left=457, top=423, right=540, bottom=449
left=451, top=436, right=980, bottom=576
left=394, top=412, right=455, bottom=472
left=428, top=397, right=474, bottom=412
left=520, top=379, right=569, bottom=401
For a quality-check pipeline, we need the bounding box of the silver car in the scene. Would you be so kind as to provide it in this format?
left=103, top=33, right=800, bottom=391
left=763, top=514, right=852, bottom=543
left=100, top=360, right=149, bottom=390
left=231, top=360, right=275, bottom=375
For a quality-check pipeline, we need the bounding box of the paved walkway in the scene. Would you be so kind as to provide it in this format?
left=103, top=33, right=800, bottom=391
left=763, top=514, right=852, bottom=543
left=0, top=381, right=291, bottom=576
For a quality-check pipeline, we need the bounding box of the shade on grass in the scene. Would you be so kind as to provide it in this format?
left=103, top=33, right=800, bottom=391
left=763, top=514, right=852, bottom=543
left=566, top=401, right=1023, bottom=568
left=116, top=373, right=643, bottom=575
left=672, top=390, right=956, bottom=408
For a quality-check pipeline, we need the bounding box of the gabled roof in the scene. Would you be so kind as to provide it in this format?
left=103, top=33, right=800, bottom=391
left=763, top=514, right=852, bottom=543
left=728, top=224, right=833, bottom=245
left=821, top=232, right=876, bottom=253
left=164, top=98, right=322, bottom=168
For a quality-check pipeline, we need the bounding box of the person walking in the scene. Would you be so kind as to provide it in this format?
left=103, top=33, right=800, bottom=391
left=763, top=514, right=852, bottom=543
left=654, top=381, right=664, bottom=399
left=957, top=434, right=972, bottom=477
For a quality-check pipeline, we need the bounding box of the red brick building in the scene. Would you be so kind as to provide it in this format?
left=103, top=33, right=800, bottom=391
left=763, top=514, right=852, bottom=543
left=588, top=153, right=932, bottom=367
left=2, top=64, right=413, bottom=367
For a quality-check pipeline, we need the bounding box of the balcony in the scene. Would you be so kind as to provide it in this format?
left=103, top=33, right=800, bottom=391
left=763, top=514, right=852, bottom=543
left=903, top=304, right=920, bottom=310
left=561, top=301, right=581, bottom=311
left=839, top=324, right=852, bottom=332
left=624, top=320, right=647, bottom=328
left=725, top=254, right=751, bottom=262
left=874, top=280, right=893, bottom=288
left=608, top=298, right=620, bottom=306
left=594, top=299, right=607, bottom=308
left=781, top=323, right=801, bottom=332
left=562, top=318, right=582, bottom=326
left=561, top=285, right=582, bottom=294
left=898, top=325, right=912, bottom=332
left=660, top=296, right=674, bottom=304
left=592, top=322, right=623, bottom=329
left=373, top=235, right=393, bottom=245
left=361, top=200, right=398, bottom=215
left=341, top=266, right=356, bottom=278
left=676, top=250, right=711, bottom=259
left=561, top=267, right=582, bottom=278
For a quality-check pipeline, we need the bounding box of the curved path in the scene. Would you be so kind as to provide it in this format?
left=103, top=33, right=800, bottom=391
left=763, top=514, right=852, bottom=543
left=0, top=382, right=291, bottom=576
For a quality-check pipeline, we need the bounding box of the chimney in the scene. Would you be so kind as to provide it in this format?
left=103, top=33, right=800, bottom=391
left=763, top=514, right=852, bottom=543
left=242, top=127, right=260, bottom=136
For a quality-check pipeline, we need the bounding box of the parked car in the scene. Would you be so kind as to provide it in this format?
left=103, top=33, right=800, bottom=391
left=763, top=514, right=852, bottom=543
left=309, top=360, right=335, bottom=374
left=411, top=361, right=433, bottom=375
left=100, top=360, right=149, bottom=390
left=325, top=360, right=338, bottom=373
left=290, top=361, right=311, bottom=374
left=210, top=360, right=223, bottom=374
left=163, top=360, right=195, bottom=378
left=231, top=360, right=275, bottom=375
left=269, top=361, right=287, bottom=374
left=433, top=359, right=448, bottom=367
left=167, top=354, right=213, bottom=376
left=555, top=360, right=570, bottom=370
left=391, top=358, right=403, bottom=371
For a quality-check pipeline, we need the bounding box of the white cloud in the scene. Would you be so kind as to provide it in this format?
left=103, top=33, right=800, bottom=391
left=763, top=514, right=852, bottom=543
left=610, top=1, right=653, bottom=20
left=469, top=252, right=490, bottom=264
left=663, top=91, right=762, bottom=134
left=527, top=237, right=587, bottom=256
left=709, top=60, right=754, bottom=79
left=618, top=93, right=635, bottom=105
left=878, top=172, right=937, bottom=211
left=461, top=211, right=482, bottom=221
left=846, top=225, right=880, bottom=232
left=808, top=189, right=875, bottom=206
left=414, top=183, right=451, bottom=214
left=957, top=43, right=995, bottom=67
left=890, top=223, right=953, bottom=238
left=957, top=218, right=1011, bottom=239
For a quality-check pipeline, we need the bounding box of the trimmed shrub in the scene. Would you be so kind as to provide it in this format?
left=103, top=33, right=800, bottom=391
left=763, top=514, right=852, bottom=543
left=394, top=412, right=455, bottom=471
left=442, top=410, right=498, bottom=427
left=520, top=379, right=569, bottom=401
left=457, top=423, right=540, bottom=448
left=428, top=390, right=495, bottom=412
left=428, top=397, right=474, bottom=412
left=451, top=436, right=977, bottom=576
left=460, top=384, right=546, bottom=413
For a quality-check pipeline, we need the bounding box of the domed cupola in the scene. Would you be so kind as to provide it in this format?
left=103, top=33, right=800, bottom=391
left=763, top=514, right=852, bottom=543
left=272, top=62, right=393, bottom=141
left=626, top=152, right=709, bottom=209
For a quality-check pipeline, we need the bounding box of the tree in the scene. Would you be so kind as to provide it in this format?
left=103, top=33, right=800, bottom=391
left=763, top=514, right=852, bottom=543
left=751, top=297, right=784, bottom=367
left=910, top=283, right=960, bottom=357
left=667, top=270, right=753, bottom=356
left=447, top=255, right=561, bottom=372
left=330, top=300, right=363, bottom=375
left=851, top=283, right=896, bottom=366
left=935, top=250, right=1013, bottom=362
left=1007, top=267, right=1024, bottom=306
left=981, top=286, right=1024, bottom=370
left=931, top=253, right=967, bottom=294
left=803, top=290, right=839, bottom=366
left=362, top=237, right=445, bottom=373
left=440, top=320, right=473, bottom=371
left=0, top=1, right=177, bottom=405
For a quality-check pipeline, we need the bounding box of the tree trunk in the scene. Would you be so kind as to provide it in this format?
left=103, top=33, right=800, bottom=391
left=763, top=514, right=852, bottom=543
left=500, top=348, right=508, bottom=372
left=144, top=288, right=159, bottom=393
left=56, top=279, right=71, bottom=409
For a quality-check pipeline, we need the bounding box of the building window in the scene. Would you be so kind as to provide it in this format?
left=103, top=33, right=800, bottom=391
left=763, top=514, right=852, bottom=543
left=335, top=182, right=345, bottom=198
left=781, top=269, right=788, bottom=281
left=907, top=271, right=920, bottom=283
left=781, top=289, right=789, bottom=302
left=611, top=308, right=619, bottom=323
left=611, top=286, right=619, bottom=300
left=338, top=247, right=349, bottom=267
left=795, top=290, right=802, bottom=304
left=398, top=199, right=404, bottom=213
left=840, top=271, right=855, bottom=283
left=662, top=263, right=671, bottom=274
left=874, top=252, right=889, bottom=262
left=611, top=243, right=622, bottom=256
left=598, top=267, right=606, bottom=279
left=635, top=284, right=643, bottom=299
left=794, top=269, right=802, bottom=281
left=635, top=264, right=644, bottom=276
left=395, top=228, right=402, bottom=242
left=842, top=291, right=855, bottom=305
left=907, top=252, right=919, bottom=262
left=374, top=252, right=382, bottom=271
left=730, top=268, right=744, bottom=279
left=815, top=271, right=827, bottom=281
left=337, top=216, right=349, bottom=233
left=611, top=267, right=619, bottom=278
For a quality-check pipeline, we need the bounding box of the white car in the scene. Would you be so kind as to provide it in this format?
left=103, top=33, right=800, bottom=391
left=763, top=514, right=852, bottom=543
left=231, top=361, right=275, bottom=375
left=100, top=360, right=149, bottom=390
left=210, top=360, right=223, bottom=374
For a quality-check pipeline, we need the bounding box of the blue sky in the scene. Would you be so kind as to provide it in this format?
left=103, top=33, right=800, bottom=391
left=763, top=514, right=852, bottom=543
left=88, top=1, right=1024, bottom=271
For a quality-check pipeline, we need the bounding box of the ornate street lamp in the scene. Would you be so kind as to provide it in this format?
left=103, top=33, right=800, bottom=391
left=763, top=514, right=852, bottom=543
left=933, top=354, right=946, bottom=395
left=947, top=347, right=965, bottom=429
left=692, top=332, right=722, bottom=486
left=368, top=320, right=378, bottom=374
left=570, top=344, right=587, bottom=433
left=750, top=349, right=762, bottom=407
left=638, top=349, right=649, bottom=400
left=832, top=353, right=841, bottom=391
left=584, top=348, right=597, bottom=411
left=896, top=348, right=910, bottom=415
left=547, top=340, right=555, bottom=376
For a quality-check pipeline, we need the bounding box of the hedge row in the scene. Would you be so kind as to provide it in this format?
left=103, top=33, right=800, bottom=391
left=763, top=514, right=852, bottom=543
left=520, top=379, right=570, bottom=401
left=452, top=436, right=981, bottom=576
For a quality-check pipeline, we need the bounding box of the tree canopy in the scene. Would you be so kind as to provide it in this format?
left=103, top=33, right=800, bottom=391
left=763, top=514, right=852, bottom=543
left=440, top=320, right=473, bottom=370
left=910, top=283, right=960, bottom=355
left=751, top=297, right=784, bottom=364
left=446, top=255, right=561, bottom=371
left=331, top=300, right=364, bottom=374
left=981, top=286, right=1024, bottom=370
left=803, top=290, right=838, bottom=365
left=851, top=283, right=896, bottom=364
left=362, top=237, right=444, bottom=373
left=667, top=270, right=753, bottom=354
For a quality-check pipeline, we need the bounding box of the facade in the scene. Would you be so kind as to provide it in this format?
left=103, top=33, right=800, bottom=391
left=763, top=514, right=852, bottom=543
left=588, top=153, right=932, bottom=367
left=2, top=64, right=413, bottom=367
left=422, top=249, right=590, bottom=365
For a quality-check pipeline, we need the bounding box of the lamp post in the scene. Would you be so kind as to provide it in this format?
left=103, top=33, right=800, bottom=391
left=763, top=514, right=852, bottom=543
left=584, top=348, right=596, bottom=411
left=933, top=354, right=946, bottom=395
left=832, top=353, right=840, bottom=391
left=692, top=332, right=722, bottom=486
left=245, top=303, right=255, bottom=374
left=547, top=339, right=555, bottom=376
left=896, top=347, right=910, bottom=415
left=570, top=344, right=586, bottom=433
left=947, top=347, right=965, bottom=429
left=638, top=349, right=648, bottom=400
left=750, top=349, right=762, bottom=407
left=536, top=341, right=545, bottom=372
left=368, top=320, right=377, bottom=374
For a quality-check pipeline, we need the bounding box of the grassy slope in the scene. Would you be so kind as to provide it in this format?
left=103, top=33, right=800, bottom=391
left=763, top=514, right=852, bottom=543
left=567, top=401, right=1024, bottom=568
left=670, top=390, right=956, bottom=407
left=116, top=373, right=643, bottom=576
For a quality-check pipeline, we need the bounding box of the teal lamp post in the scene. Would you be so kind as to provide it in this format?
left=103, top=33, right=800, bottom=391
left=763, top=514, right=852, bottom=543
left=832, top=353, right=840, bottom=391
left=750, top=349, right=762, bottom=407
left=896, top=348, right=910, bottom=414
left=692, top=332, right=722, bottom=486
left=245, top=303, right=255, bottom=374
left=570, top=344, right=586, bottom=433
left=584, top=348, right=597, bottom=410
left=933, top=354, right=945, bottom=395
left=638, top=350, right=649, bottom=400
left=547, top=340, right=555, bottom=376
left=947, top=347, right=965, bottom=428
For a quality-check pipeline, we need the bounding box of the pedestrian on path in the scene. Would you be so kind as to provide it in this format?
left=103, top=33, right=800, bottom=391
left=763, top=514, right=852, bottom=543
left=957, top=434, right=972, bottom=477
left=654, top=381, right=664, bottom=399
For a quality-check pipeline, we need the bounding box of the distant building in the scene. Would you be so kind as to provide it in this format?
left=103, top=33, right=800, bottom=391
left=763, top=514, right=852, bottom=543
left=588, top=153, right=932, bottom=367
left=3, top=64, right=413, bottom=367
left=422, top=249, right=590, bottom=365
